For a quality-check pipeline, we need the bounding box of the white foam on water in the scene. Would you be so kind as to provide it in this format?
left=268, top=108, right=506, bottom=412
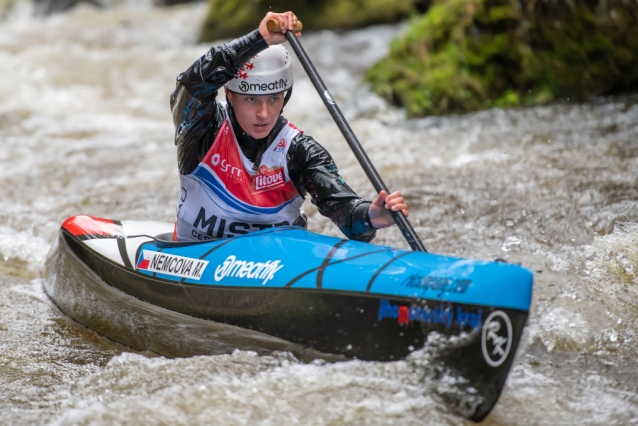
left=580, top=222, right=638, bottom=350
left=493, top=360, right=638, bottom=425
left=46, top=350, right=451, bottom=426
left=0, top=225, right=50, bottom=278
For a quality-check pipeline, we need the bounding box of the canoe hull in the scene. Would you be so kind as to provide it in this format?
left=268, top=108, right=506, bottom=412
left=44, top=215, right=533, bottom=422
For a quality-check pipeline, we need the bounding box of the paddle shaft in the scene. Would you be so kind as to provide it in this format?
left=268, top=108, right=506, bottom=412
left=283, top=30, right=427, bottom=252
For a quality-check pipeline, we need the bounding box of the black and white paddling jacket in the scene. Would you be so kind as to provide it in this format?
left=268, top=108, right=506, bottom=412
left=170, top=29, right=377, bottom=242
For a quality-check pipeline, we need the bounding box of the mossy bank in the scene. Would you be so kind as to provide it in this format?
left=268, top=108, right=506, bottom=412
left=199, top=0, right=429, bottom=42
left=366, top=0, right=638, bottom=117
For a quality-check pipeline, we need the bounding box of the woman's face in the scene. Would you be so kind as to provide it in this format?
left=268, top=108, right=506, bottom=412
left=226, top=90, right=285, bottom=139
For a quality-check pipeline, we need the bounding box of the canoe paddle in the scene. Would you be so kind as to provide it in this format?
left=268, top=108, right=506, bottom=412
left=267, top=19, right=428, bottom=252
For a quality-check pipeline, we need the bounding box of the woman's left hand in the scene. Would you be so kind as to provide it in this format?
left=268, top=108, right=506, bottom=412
left=368, top=190, right=409, bottom=229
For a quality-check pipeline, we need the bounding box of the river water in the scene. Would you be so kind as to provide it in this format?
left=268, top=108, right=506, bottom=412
left=1, top=1, right=637, bottom=424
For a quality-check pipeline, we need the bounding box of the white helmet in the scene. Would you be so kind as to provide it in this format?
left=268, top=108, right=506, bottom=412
left=225, top=45, right=293, bottom=95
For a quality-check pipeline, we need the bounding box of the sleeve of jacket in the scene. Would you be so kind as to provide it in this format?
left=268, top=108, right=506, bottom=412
left=287, top=134, right=377, bottom=242
left=170, top=29, right=269, bottom=175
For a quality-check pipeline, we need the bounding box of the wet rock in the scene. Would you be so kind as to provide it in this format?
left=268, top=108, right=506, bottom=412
left=33, top=0, right=103, bottom=16
left=365, top=0, right=638, bottom=117
left=199, top=0, right=430, bottom=42
left=33, top=0, right=203, bottom=14
left=0, top=0, right=13, bottom=19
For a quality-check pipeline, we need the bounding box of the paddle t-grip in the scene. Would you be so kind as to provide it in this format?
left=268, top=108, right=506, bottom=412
left=267, top=19, right=303, bottom=33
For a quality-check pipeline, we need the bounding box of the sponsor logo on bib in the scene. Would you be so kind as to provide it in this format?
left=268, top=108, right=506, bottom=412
left=273, top=139, right=286, bottom=152
left=252, top=165, right=285, bottom=193
left=209, top=154, right=243, bottom=180
left=136, top=250, right=208, bottom=280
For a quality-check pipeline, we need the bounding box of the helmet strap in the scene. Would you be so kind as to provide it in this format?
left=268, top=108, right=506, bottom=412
left=225, top=90, right=234, bottom=111
left=281, top=87, right=293, bottom=114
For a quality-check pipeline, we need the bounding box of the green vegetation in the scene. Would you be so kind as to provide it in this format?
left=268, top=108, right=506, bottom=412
left=366, top=0, right=638, bottom=116
left=158, top=0, right=201, bottom=5
left=200, top=0, right=429, bottom=42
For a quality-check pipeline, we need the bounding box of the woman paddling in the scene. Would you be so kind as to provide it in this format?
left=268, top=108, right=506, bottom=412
left=170, top=11, right=409, bottom=242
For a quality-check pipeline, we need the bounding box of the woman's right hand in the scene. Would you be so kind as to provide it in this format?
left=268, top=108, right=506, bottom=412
left=259, top=11, right=301, bottom=45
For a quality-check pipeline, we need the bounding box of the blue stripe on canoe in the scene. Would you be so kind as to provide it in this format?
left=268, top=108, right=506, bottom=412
left=135, top=227, right=534, bottom=312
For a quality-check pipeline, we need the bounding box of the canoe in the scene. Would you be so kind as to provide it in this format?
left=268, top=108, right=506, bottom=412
left=43, top=214, right=533, bottom=422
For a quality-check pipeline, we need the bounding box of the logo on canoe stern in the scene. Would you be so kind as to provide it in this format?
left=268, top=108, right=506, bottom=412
left=481, top=310, right=513, bottom=367
left=137, top=250, right=208, bottom=280
left=377, top=299, right=482, bottom=329
left=401, top=274, right=472, bottom=295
